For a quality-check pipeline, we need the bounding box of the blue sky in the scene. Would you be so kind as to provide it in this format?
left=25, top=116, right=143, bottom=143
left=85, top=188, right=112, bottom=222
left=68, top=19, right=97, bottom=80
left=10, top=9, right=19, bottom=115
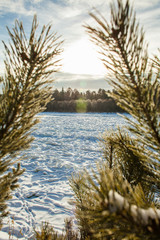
left=0, top=0, right=160, bottom=91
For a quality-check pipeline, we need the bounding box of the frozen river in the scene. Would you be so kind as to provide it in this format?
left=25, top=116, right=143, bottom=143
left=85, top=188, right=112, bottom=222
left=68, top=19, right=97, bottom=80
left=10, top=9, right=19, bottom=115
left=0, top=112, right=129, bottom=239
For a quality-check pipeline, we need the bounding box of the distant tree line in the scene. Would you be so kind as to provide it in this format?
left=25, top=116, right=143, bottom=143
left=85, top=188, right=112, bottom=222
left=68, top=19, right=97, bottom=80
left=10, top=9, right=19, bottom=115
left=45, top=87, right=124, bottom=112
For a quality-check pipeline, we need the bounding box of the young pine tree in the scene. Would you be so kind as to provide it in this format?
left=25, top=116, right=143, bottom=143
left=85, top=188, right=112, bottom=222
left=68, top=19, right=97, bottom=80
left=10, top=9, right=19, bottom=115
left=70, top=0, right=160, bottom=239
left=0, top=15, right=63, bottom=228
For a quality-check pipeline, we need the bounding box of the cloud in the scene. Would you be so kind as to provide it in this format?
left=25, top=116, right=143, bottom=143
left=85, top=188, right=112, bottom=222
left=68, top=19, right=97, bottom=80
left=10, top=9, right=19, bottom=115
left=0, top=0, right=159, bottom=79
left=54, top=72, right=110, bottom=92
left=0, top=0, right=34, bottom=16
left=0, top=0, right=159, bottom=49
left=133, top=0, right=160, bottom=9
left=130, top=0, right=160, bottom=55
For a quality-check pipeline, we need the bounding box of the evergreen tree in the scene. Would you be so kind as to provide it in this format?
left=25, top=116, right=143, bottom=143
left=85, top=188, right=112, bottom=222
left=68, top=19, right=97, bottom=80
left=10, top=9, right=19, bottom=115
left=0, top=15, right=63, bottom=228
left=70, top=0, right=160, bottom=239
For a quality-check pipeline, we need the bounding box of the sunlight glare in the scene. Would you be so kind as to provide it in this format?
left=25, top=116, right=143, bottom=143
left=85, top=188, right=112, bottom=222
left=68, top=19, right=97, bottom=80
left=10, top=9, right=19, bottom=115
left=61, top=37, right=106, bottom=75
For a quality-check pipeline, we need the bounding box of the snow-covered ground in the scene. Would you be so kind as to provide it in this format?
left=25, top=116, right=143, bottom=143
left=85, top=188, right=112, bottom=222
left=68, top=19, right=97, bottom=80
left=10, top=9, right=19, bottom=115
left=0, top=112, right=127, bottom=239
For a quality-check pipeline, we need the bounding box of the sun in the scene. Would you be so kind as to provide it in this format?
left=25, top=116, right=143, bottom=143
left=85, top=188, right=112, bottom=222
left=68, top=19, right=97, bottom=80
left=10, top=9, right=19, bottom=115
left=61, top=37, right=106, bottom=75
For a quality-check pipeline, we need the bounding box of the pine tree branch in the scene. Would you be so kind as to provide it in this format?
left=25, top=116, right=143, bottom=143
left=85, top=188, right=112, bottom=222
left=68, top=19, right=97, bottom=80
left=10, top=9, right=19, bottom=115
left=85, top=0, right=160, bottom=160
left=0, top=15, right=63, bottom=227
left=0, top=163, right=24, bottom=227
left=104, top=190, right=160, bottom=233
left=0, top=15, right=63, bottom=162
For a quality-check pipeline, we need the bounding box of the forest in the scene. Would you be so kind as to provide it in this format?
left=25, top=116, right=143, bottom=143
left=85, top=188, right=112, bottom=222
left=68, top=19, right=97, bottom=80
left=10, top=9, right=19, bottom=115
left=45, top=87, right=123, bottom=112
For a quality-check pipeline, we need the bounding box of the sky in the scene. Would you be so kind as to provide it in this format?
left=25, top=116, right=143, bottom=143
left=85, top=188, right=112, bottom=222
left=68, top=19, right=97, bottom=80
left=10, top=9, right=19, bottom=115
left=0, top=0, right=160, bottom=92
